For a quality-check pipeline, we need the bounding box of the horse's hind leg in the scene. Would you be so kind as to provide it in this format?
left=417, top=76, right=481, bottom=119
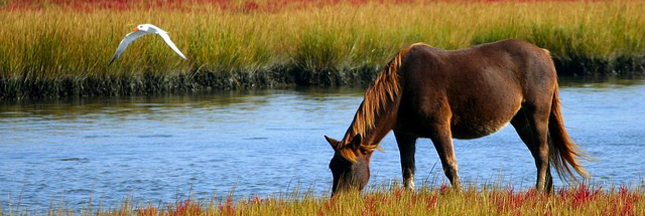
left=429, top=124, right=461, bottom=190
left=511, top=107, right=553, bottom=192
left=394, top=131, right=418, bottom=190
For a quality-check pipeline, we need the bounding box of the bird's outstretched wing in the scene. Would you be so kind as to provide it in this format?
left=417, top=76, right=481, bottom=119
left=156, top=31, right=187, bottom=60
left=108, top=31, right=147, bottom=66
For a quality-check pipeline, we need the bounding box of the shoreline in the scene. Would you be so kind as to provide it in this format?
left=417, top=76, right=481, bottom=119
left=2, top=57, right=645, bottom=100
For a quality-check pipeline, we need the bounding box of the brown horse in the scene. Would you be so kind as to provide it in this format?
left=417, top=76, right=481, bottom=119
left=324, top=39, right=589, bottom=195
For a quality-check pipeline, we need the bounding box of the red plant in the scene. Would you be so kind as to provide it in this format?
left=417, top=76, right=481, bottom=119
left=137, top=206, right=159, bottom=216
left=570, top=184, right=600, bottom=208
left=409, top=193, right=418, bottom=206
left=240, top=0, right=259, bottom=12
left=616, top=185, right=641, bottom=216
left=318, top=197, right=336, bottom=215
left=494, top=187, right=522, bottom=214
left=425, top=194, right=437, bottom=211
left=492, top=186, right=551, bottom=214
left=218, top=197, right=235, bottom=215
left=439, top=184, right=451, bottom=195
left=362, top=196, right=377, bottom=216
left=393, top=188, right=402, bottom=200
left=166, top=200, right=202, bottom=216
left=1, top=0, right=620, bottom=12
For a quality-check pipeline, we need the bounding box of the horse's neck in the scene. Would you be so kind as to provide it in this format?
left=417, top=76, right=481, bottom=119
left=364, top=111, right=396, bottom=145
left=343, top=98, right=400, bottom=145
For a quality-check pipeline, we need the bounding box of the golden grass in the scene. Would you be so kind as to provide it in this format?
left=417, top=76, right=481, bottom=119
left=7, top=183, right=641, bottom=215
left=1, top=0, right=644, bottom=98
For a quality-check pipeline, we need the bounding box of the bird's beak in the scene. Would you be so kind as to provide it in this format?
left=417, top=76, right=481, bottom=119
left=133, top=27, right=139, bottom=31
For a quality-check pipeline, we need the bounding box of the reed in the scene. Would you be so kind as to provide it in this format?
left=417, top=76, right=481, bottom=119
left=1, top=0, right=644, bottom=99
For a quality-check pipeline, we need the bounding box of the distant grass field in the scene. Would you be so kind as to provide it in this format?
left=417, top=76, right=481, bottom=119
left=4, top=184, right=643, bottom=215
left=1, top=0, right=644, bottom=99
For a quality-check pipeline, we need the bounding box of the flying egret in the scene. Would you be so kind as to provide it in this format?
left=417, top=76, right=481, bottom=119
left=108, top=24, right=187, bottom=66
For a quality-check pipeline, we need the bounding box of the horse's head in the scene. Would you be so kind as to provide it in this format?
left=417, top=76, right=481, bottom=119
left=324, top=134, right=374, bottom=196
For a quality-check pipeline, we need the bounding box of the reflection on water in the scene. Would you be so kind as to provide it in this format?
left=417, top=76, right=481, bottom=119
left=558, top=76, right=645, bottom=88
left=0, top=78, right=644, bottom=212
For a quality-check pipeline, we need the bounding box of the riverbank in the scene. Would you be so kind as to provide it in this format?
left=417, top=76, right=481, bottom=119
left=2, top=0, right=644, bottom=100
left=0, top=66, right=379, bottom=99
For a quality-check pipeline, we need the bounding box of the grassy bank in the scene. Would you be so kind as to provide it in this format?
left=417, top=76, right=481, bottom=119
left=2, top=0, right=645, bottom=99
left=5, top=184, right=643, bottom=215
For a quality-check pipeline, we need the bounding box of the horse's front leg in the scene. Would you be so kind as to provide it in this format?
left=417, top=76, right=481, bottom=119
left=430, top=124, right=461, bottom=190
left=394, top=131, right=418, bottom=190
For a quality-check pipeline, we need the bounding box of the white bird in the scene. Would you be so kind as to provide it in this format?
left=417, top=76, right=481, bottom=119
left=108, top=24, right=187, bottom=66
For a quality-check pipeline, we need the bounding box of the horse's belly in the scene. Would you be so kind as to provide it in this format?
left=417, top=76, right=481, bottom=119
left=451, top=120, right=511, bottom=139
left=450, top=99, right=522, bottom=139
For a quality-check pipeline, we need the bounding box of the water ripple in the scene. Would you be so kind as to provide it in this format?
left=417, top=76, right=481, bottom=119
left=0, top=84, right=644, bottom=212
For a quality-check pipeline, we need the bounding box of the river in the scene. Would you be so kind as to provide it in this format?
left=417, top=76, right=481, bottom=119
left=1, top=77, right=644, bottom=212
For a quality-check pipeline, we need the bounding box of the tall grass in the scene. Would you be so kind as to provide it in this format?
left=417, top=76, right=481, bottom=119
left=6, top=183, right=643, bottom=215
left=1, top=0, right=645, bottom=99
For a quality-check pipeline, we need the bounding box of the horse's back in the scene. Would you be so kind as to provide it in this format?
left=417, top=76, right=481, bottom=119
left=397, top=39, right=557, bottom=139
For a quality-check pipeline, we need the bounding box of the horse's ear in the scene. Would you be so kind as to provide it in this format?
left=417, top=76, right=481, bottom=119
left=350, top=134, right=362, bottom=150
left=324, top=135, right=339, bottom=149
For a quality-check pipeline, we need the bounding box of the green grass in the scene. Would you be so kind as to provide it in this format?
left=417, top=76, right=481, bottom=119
left=4, top=183, right=643, bottom=215
left=1, top=0, right=645, bottom=99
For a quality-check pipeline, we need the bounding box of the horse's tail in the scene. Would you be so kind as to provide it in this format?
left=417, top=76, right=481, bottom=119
left=548, top=84, right=590, bottom=182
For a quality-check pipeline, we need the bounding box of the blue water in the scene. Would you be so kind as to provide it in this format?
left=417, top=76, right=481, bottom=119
left=1, top=78, right=644, bottom=212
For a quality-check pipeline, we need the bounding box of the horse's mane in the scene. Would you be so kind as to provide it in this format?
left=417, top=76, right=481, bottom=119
left=338, top=43, right=427, bottom=162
